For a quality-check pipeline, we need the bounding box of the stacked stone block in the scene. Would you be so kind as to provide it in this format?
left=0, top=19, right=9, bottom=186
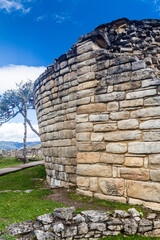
left=34, top=18, right=160, bottom=210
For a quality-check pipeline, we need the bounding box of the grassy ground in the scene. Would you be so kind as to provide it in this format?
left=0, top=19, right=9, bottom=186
left=98, top=234, right=159, bottom=240
left=0, top=164, right=159, bottom=240
left=0, top=157, right=24, bottom=169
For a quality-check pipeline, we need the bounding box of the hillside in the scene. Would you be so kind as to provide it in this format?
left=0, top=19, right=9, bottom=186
left=0, top=141, right=41, bottom=150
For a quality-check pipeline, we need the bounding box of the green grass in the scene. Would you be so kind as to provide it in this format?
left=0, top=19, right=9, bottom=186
left=0, top=157, right=24, bottom=169
left=0, top=165, right=64, bottom=231
left=70, top=192, right=149, bottom=216
left=98, top=233, right=160, bottom=240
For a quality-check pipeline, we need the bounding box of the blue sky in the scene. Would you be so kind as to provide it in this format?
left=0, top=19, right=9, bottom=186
left=0, top=0, right=160, bottom=142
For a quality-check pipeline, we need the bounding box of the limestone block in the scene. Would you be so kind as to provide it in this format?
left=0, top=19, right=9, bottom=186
left=144, top=96, right=160, bottom=106
left=89, top=114, right=109, bottom=122
left=107, top=102, right=119, bottom=112
left=94, top=123, right=117, bottom=132
left=128, top=142, right=160, bottom=154
left=77, top=41, right=98, bottom=55
left=78, top=222, right=88, bottom=235
left=106, top=143, right=127, bottom=153
left=150, top=170, right=160, bottom=182
left=144, top=229, right=160, bottom=237
left=78, top=80, right=97, bottom=91
left=77, top=142, right=106, bottom=152
left=76, top=122, right=93, bottom=132
left=76, top=188, right=93, bottom=197
left=105, top=71, right=131, bottom=85
left=108, top=63, right=131, bottom=75
left=140, top=120, right=160, bottom=129
left=76, top=132, right=91, bottom=141
left=149, top=154, right=160, bottom=169
left=110, top=111, right=130, bottom=120
left=76, top=114, right=88, bottom=123
left=100, top=153, right=124, bottom=164
left=77, top=89, right=94, bottom=99
left=65, top=165, right=76, bottom=174
left=104, top=130, right=141, bottom=141
left=77, top=103, right=106, bottom=114
left=118, top=119, right=139, bottom=130
left=77, top=58, right=96, bottom=68
left=126, top=89, right=156, bottom=100
left=77, top=72, right=95, bottom=83
left=94, top=193, right=126, bottom=203
left=77, top=164, right=112, bottom=177
left=89, top=177, right=98, bottom=192
left=114, top=81, right=141, bottom=91
left=59, top=130, right=73, bottom=139
left=91, top=133, right=104, bottom=141
left=127, top=180, right=160, bottom=202
left=129, top=198, right=160, bottom=211
left=76, top=97, right=90, bottom=106
left=125, top=157, right=143, bottom=167
left=131, top=106, right=160, bottom=118
left=131, top=68, right=155, bottom=81
left=99, top=178, right=125, bottom=196
left=77, top=66, right=90, bottom=76
left=120, top=99, right=143, bottom=108
left=77, top=152, right=100, bottom=163
left=132, top=60, right=146, bottom=70
left=95, top=92, right=125, bottom=103
left=143, top=131, right=160, bottom=141
left=120, top=168, right=149, bottom=181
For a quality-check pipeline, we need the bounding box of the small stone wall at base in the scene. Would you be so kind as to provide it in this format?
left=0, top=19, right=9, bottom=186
left=2, top=207, right=160, bottom=239
left=1, top=148, right=43, bottom=159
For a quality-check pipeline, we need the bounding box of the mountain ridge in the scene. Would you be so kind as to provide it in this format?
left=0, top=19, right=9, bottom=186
left=0, top=141, right=41, bottom=150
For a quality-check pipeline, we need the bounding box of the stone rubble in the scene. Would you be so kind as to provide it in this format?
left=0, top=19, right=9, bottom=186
left=1, top=207, right=160, bottom=239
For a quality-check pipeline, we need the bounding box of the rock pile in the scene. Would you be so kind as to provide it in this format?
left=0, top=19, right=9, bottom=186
left=2, top=207, right=160, bottom=239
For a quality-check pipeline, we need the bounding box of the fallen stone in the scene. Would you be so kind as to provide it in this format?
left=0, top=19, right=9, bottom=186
left=6, top=221, right=33, bottom=236
left=34, top=230, right=55, bottom=240
left=54, top=207, right=75, bottom=221
left=36, top=214, right=53, bottom=224
left=82, top=210, right=109, bottom=222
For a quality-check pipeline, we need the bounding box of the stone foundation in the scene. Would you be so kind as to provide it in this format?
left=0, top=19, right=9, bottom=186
left=34, top=18, right=160, bottom=210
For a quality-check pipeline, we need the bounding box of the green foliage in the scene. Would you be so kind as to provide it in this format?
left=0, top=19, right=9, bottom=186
left=0, top=80, right=34, bottom=125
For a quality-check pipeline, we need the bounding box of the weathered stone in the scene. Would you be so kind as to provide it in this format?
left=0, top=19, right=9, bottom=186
left=77, top=152, right=100, bottom=163
left=144, top=96, right=160, bottom=106
left=104, top=130, right=141, bottom=141
left=62, top=226, right=77, bottom=238
left=131, top=68, right=155, bottom=81
left=131, top=106, right=160, bottom=118
left=114, top=81, right=141, bottom=91
left=76, top=122, right=93, bottom=132
left=76, top=114, right=88, bottom=123
left=132, top=60, right=146, bottom=70
left=78, top=222, right=88, bottom=234
left=73, top=214, right=85, bottom=223
left=76, top=132, right=90, bottom=141
left=77, top=80, right=97, bottom=90
left=77, top=103, right=106, bottom=114
left=94, top=123, right=117, bottom=132
left=95, top=193, right=126, bottom=203
left=124, top=157, right=143, bottom=167
left=36, top=214, right=53, bottom=224
left=149, top=154, right=160, bottom=169
left=107, top=102, right=119, bottom=112
left=89, top=114, right=108, bottom=122
left=53, top=222, right=64, bottom=233
left=100, top=153, right=124, bottom=164
left=120, top=99, right=143, bottom=108
left=124, top=219, right=138, bottom=235
left=53, top=207, right=75, bottom=220
left=89, top=177, right=98, bottom=192
left=128, top=208, right=140, bottom=217
left=128, top=142, right=160, bottom=154
left=120, top=168, right=149, bottom=180
left=144, top=229, right=160, bottom=237
left=77, top=176, right=89, bottom=187
left=95, top=92, right=125, bottom=103
left=138, top=219, right=152, bottom=233
left=114, top=210, right=129, bottom=218
left=89, top=222, right=106, bottom=231
left=140, top=120, right=160, bottom=129
left=118, top=119, right=139, bottom=130
left=154, top=220, right=160, bottom=229
left=6, top=221, right=33, bottom=236
left=150, top=170, right=160, bottom=182
left=106, top=143, right=127, bottom=153
left=143, top=131, right=160, bottom=141
left=91, top=133, right=104, bottom=141
left=99, top=178, right=124, bottom=196
left=77, top=164, right=112, bottom=177
left=82, top=210, right=108, bottom=222
left=110, top=111, right=130, bottom=120
left=77, top=72, right=95, bottom=83
left=127, top=180, right=160, bottom=202
left=126, top=89, right=156, bottom=100
left=34, top=230, right=55, bottom=240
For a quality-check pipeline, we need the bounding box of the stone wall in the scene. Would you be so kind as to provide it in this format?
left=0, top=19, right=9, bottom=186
left=34, top=18, right=160, bottom=210
left=3, top=207, right=160, bottom=239
left=1, top=148, right=43, bottom=159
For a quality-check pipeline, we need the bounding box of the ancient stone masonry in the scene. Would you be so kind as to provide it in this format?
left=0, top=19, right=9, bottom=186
left=34, top=18, right=160, bottom=210
left=3, top=207, right=160, bottom=239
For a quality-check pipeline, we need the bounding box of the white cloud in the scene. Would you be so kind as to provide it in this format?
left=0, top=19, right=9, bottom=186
left=0, top=64, right=46, bottom=93
left=0, top=122, right=40, bottom=142
left=0, top=0, right=31, bottom=14
left=36, top=14, right=47, bottom=22
left=54, top=12, right=71, bottom=24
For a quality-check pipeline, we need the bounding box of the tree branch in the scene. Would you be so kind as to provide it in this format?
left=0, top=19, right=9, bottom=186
left=20, top=111, right=40, bottom=137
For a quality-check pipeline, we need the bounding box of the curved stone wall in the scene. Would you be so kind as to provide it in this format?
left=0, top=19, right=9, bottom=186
left=34, top=18, right=160, bottom=210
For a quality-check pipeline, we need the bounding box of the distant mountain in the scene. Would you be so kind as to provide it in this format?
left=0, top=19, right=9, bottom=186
left=0, top=141, right=41, bottom=150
